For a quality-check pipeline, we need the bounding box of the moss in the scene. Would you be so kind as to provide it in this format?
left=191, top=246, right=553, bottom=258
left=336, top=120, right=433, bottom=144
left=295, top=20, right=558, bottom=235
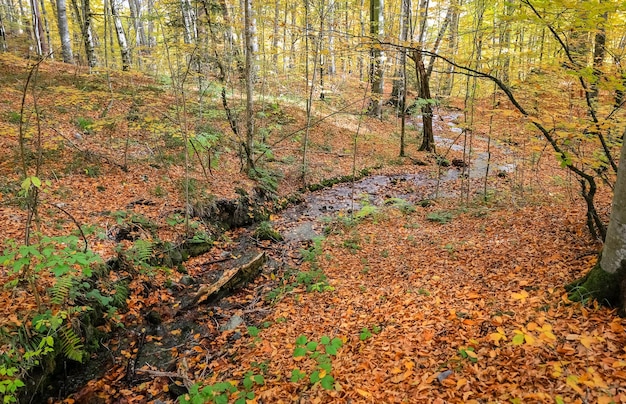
left=566, top=261, right=621, bottom=306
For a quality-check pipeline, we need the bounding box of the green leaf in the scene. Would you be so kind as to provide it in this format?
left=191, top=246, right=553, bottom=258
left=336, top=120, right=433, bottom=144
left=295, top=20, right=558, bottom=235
left=214, top=394, right=228, bottom=404
left=320, top=335, right=330, bottom=345
left=246, top=391, right=255, bottom=399
left=247, top=326, right=260, bottom=337
left=512, top=333, right=525, bottom=346
left=295, top=335, right=307, bottom=345
left=331, top=337, right=343, bottom=348
left=310, top=370, right=321, bottom=384
left=325, top=345, right=338, bottom=355
left=306, top=341, right=318, bottom=351
left=293, top=347, right=307, bottom=357
left=290, top=369, right=306, bottom=382
left=320, top=375, right=335, bottom=390
left=243, top=375, right=253, bottom=390
left=253, top=375, right=264, bottom=385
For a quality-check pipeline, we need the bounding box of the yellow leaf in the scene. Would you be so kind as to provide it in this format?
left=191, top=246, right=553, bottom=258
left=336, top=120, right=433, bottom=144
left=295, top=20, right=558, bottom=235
left=524, top=333, right=536, bottom=346
left=526, top=322, right=539, bottom=331
left=566, top=375, right=584, bottom=395
left=512, top=290, right=529, bottom=301
left=598, top=397, right=613, bottom=404
left=356, top=389, right=372, bottom=398
left=465, top=350, right=478, bottom=359
left=456, top=378, right=467, bottom=389
left=489, top=332, right=506, bottom=345
left=391, top=367, right=403, bottom=375
left=319, top=369, right=327, bottom=378
left=171, top=329, right=182, bottom=336
left=580, top=335, right=595, bottom=349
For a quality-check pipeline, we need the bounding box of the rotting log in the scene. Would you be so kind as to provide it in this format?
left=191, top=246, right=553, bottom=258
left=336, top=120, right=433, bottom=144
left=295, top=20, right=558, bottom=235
left=186, top=251, right=266, bottom=308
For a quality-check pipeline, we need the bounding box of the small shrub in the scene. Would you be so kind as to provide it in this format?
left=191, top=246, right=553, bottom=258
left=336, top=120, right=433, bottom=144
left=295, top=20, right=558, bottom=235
left=75, top=117, right=94, bottom=134
left=427, top=211, right=454, bottom=224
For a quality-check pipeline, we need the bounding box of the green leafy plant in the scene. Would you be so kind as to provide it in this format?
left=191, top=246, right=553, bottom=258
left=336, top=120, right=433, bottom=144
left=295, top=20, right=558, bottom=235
left=254, top=221, right=283, bottom=241
left=291, top=335, right=343, bottom=390
left=360, top=325, right=381, bottom=341
left=75, top=116, right=94, bottom=134
left=458, top=347, right=478, bottom=363
left=179, top=371, right=264, bottom=404
left=427, top=211, right=454, bottom=224
left=384, top=197, right=416, bottom=214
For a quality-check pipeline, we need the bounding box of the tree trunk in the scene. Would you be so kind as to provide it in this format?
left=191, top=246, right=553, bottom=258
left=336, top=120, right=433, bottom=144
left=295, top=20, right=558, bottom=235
left=55, top=0, right=73, bottom=63
left=30, top=0, right=47, bottom=56
left=0, top=10, right=7, bottom=51
left=440, top=0, right=459, bottom=96
left=590, top=6, right=607, bottom=103
left=367, top=0, right=383, bottom=118
left=243, top=0, right=255, bottom=172
left=568, top=140, right=626, bottom=313
left=414, top=50, right=434, bottom=152
left=110, top=0, right=130, bottom=70
left=72, top=0, right=96, bottom=67
left=390, top=0, right=409, bottom=107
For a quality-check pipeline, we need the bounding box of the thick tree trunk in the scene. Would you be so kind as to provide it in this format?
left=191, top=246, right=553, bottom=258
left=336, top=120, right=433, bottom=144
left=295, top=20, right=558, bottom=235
left=568, top=141, right=626, bottom=313
left=55, top=0, right=73, bottom=63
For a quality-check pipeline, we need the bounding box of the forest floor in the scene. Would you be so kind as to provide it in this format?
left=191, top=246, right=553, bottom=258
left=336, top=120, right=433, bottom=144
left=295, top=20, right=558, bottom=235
left=1, top=54, right=625, bottom=403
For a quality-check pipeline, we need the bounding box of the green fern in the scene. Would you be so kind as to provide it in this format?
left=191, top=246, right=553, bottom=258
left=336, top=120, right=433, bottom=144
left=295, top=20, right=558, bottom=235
left=111, top=281, right=130, bottom=307
left=126, top=239, right=154, bottom=266
left=50, top=275, right=74, bottom=305
left=59, top=325, right=84, bottom=363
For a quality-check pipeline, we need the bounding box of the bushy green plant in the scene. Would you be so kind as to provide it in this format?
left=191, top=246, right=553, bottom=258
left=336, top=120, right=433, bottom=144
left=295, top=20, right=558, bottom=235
left=0, top=235, right=111, bottom=402
left=291, top=335, right=343, bottom=390
left=427, top=211, right=454, bottom=224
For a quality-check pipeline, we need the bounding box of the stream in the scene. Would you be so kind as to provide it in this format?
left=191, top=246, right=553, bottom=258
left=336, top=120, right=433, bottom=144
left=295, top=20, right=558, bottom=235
left=50, top=111, right=517, bottom=402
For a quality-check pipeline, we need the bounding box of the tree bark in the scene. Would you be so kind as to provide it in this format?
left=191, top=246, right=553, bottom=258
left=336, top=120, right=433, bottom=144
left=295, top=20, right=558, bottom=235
left=568, top=140, right=626, bottom=313
left=30, top=0, right=47, bottom=56
left=367, top=0, right=384, bottom=118
left=243, top=0, right=255, bottom=172
left=390, top=0, right=409, bottom=107
left=55, top=0, right=73, bottom=63
left=110, top=0, right=130, bottom=70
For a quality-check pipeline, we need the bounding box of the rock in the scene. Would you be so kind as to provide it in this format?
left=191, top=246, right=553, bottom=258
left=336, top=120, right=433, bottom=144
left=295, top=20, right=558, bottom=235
left=284, top=221, right=319, bottom=242
left=180, top=275, right=196, bottom=286
left=220, top=315, right=244, bottom=331
left=436, top=370, right=453, bottom=384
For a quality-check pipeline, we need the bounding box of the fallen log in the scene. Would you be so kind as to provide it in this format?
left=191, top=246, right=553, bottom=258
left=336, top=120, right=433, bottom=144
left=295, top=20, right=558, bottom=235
left=186, top=252, right=266, bottom=308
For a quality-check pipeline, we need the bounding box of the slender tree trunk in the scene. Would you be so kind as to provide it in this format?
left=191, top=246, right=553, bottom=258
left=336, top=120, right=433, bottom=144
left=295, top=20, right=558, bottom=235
left=271, top=0, right=279, bottom=68
left=390, top=0, right=409, bottom=107
left=327, top=0, right=335, bottom=75
left=110, top=0, right=130, bottom=70
left=72, top=0, right=96, bottom=67
left=30, top=0, right=47, bottom=56
left=590, top=6, right=607, bottom=103
left=55, top=0, right=73, bottom=62
left=243, top=0, right=255, bottom=172
left=128, top=0, right=146, bottom=67
left=38, top=0, right=52, bottom=56
left=180, top=0, right=196, bottom=44
left=441, top=0, right=459, bottom=96
left=367, top=0, right=384, bottom=118
left=0, top=10, right=7, bottom=51
left=415, top=50, right=434, bottom=152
